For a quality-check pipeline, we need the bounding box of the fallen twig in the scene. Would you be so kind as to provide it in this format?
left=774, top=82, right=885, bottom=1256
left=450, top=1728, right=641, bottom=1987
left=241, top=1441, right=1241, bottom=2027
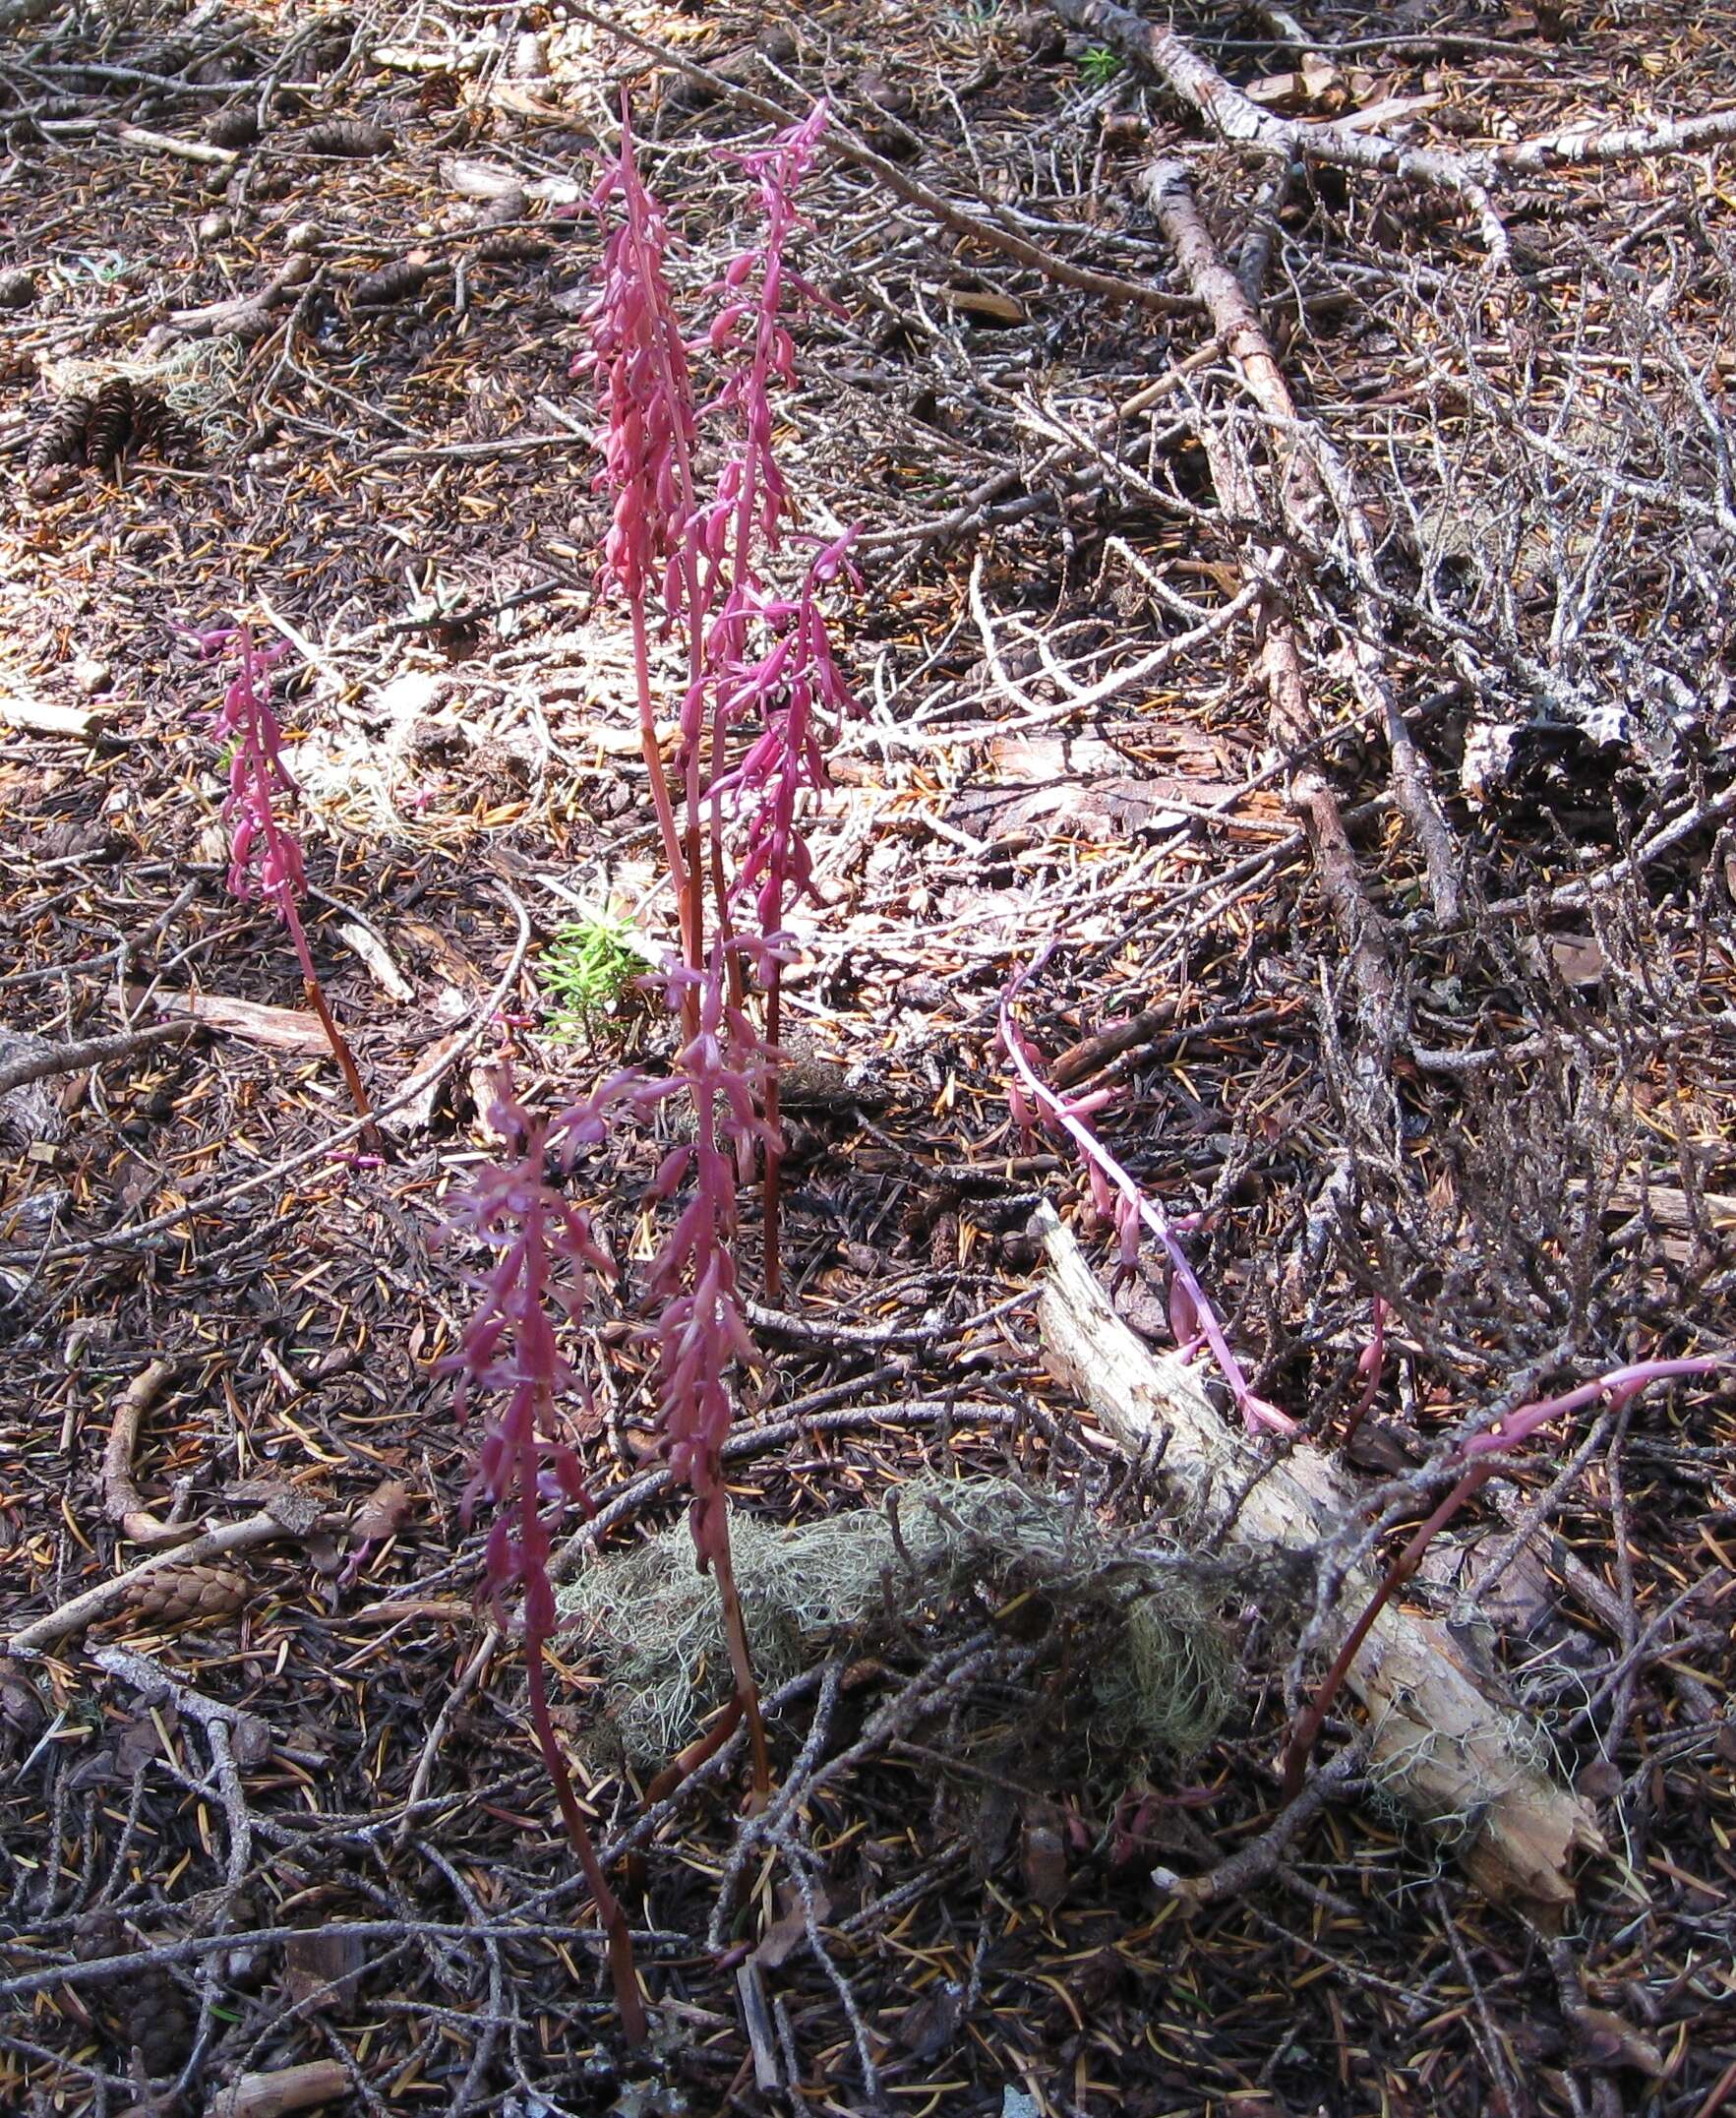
left=0, top=1018, right=196, bottom=1097
left=6, top=1490, right=324, bottom=1655
left=566, top=3, right=1192, bottom=318
left=1049, top=0, right=1510, bottom=262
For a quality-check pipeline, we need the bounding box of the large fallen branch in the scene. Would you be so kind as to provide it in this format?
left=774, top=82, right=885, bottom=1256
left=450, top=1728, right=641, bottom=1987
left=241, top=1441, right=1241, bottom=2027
left=1034, top=1205, right=1605, bottom=1919
left=1135, top=160, right=1402, bottom=1071
left=1049, top=0, right=1510, bottom=261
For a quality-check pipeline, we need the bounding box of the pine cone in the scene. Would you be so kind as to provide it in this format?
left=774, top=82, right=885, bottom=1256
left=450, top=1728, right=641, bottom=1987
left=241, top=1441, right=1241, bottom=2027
left=85, top=378, right=138, bottom=471
left=208, top=106, right=261, bottom=150
left=474, top=230, right=551, bottom=266
left=126, top=1562, right=250, bottom=1626
left=131, top=393, right=203, bottom=466
left=299, top=118, right=392, bottom=157
left=25, top=392, right=92, bottom=494
left=352, top=259, right=432, bottom=308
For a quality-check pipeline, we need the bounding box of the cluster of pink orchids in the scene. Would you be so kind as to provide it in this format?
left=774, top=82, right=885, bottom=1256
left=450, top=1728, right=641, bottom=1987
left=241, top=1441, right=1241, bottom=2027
left=435, top=99, right=859, bottom=2034
left=188, top=93, right=1721, bottom=2048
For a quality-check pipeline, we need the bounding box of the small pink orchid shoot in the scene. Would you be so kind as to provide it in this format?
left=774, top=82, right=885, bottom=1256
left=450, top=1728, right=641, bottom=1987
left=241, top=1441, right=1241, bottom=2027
left=443, top=1068, right=647, bottom=2042
left=1000, top=961, right=1296, bottom=1437
left=194, top=622, right=376, bottom=1139
left=1280, top=1353, right=1726, bottom=1798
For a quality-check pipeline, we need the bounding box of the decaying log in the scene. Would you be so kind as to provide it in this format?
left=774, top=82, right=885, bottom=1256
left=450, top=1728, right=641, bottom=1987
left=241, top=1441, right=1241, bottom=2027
left=1033, top=1205, right=1605, bottom=1919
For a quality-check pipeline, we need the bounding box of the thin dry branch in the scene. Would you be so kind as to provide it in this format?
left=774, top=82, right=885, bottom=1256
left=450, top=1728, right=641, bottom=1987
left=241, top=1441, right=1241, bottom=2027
left=1498, top=104, right=1736, bottom=171
left=0, top=1018, right=196, bottom=1096
left=1137, top=158, right=1400, bottom=1064
left=565, top=3, right=1192, bottom=317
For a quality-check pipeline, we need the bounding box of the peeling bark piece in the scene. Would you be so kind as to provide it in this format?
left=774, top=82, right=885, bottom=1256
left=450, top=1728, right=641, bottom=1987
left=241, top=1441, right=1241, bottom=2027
left=1033, top=1206, right=1604, bottom=1920
left=154, top=993, right=331, bottom=1053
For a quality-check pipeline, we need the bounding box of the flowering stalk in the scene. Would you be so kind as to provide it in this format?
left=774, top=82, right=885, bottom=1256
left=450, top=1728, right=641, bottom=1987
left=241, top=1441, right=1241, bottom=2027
left=577, top=99, right=858, bottom=1794
left=630, top=945, right=783, bottom=1790
left=716, top=535, right=860, bottom=1293
left=1000, top=963, right=1295, bottom=1436
left=696, top=106, right=859, bottom=1290
left=1280, top=1355, right=1723, bottom=1798
left=581, top=100, right=709, bottom=1025
left=197, top=622, right=376, bottom=1141
left=444, top=1069, right=646, bottom=2041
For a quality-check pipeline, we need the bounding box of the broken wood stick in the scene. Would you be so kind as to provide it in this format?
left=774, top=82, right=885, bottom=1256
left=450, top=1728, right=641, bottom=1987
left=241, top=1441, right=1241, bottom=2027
left=100, top=1357, right=189, bottom=1546
left=206, top=2060, right=350, bottom=2118
left=1033, top=1205, right=1604, bottom=1919
left=0, top=1018, right=196, bottom=1097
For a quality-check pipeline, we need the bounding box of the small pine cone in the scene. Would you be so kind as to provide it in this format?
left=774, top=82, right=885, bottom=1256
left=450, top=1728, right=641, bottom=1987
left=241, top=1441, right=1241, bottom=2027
left=130, top=392, right=204, bottom=466
left=126, top=1562, right=250, bottom=1626
left=417, top=71, right=461, bottom=114
left=299, top=118, right=392, bottom=157
left=123, top=1969, right=193, bottom=2077
left=25, top=393, right=92, bottom=493
left=246, top=162, right=296, bottom=202
left=473, top=230, right=550, bottom=266
left=149, top=407, right=204, bottom=465
left=208, top=106, right=261, bottom=150
left=352, top=259, right=432, bottom=308
left=85, top=378, right=138, bottom=470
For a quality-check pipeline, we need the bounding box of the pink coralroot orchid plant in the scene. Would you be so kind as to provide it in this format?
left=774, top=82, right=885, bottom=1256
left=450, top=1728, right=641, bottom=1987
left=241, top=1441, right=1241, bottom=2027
left=191, top=621, right=376, bottom=1139
left=566, top=93, right=860, bottom=1807
left=442, top=1067, right=647, bottom=2041
left=999, top=961, right=1296, bottom=1437
left=584, top=96, right=859, bottom=1296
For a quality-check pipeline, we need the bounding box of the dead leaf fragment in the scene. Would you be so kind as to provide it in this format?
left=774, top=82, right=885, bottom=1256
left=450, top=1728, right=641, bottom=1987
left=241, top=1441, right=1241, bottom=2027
left=752, top=1880, right=829, bottom=1968
left=350, top=1478, right=411, bottom=1543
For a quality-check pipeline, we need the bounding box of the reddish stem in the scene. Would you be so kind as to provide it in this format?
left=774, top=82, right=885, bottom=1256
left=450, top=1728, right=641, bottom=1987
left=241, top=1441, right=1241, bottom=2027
left=523, top=1635, right=648, bottom=2042
left=708, top=1512, right=771, bottom=1805
left=761, top=975, right=784, bottom=1300
left=1279, top=1461, right=1490, bottom=1802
